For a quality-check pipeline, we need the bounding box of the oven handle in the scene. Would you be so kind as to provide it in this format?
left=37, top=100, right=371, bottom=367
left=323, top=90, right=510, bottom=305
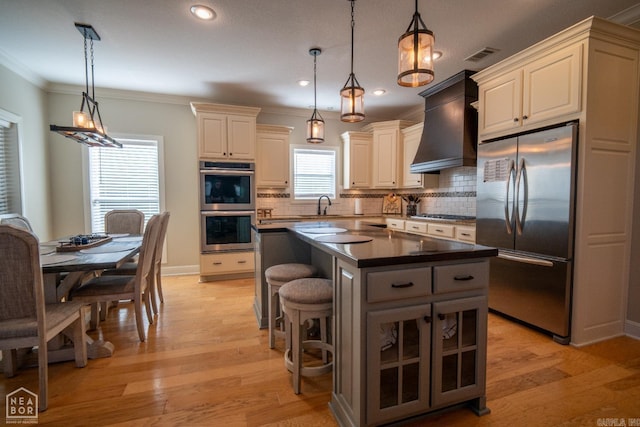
left=200, top=169, right=254, bottom=176
left=201, top=210, right=256, bottom=217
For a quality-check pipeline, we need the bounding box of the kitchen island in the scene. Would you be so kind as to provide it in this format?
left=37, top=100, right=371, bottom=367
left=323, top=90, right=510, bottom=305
left=253, top=219, right=497, bottom=426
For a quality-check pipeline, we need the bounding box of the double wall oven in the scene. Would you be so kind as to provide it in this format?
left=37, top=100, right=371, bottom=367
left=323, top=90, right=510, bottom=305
left=200, top=161, right=256, bottom=252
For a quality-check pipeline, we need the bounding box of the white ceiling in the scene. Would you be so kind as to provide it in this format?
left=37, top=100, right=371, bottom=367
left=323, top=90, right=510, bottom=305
left=1, top=0, right=640, bottom=121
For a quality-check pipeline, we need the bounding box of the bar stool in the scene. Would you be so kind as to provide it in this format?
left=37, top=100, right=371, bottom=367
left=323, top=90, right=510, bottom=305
left=279, top=277, right=333, bottom=394
left=265, top=263, right=319, bottom=349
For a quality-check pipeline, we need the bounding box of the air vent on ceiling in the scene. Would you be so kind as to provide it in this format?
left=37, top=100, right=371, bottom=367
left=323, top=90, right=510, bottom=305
left=464, top=47, right=499, bottom=62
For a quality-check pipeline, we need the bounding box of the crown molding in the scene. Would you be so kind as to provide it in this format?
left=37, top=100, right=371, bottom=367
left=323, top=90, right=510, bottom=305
left=0, top=48, right=48, bottom=89
left=609, top=3, right=640, bottom=27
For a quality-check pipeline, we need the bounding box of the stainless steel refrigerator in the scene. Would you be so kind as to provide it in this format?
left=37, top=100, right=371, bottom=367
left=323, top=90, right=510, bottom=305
left=476, top=122, right=578, bottom=344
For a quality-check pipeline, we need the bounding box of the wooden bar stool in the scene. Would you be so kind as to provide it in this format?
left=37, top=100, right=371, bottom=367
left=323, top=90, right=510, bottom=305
left=265, top=263, right=318, bottom=349
left=279, top=277, right=333, bottom=394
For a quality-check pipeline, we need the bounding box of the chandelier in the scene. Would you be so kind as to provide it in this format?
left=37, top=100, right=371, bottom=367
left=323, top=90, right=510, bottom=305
left=340, top=0, right=365, bottom=122
left=397, top=0, right=435, bottom=87
left=306, top=48, right=325, bottom=143
left=50, top=23, right=121, bottom=148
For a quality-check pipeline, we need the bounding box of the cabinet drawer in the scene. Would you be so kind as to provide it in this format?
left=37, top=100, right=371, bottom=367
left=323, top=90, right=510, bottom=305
left=367, top=267, right=432, bottom=303
left=455, top=226, right=476, bottom=243
left=427, top=223, right=455, bottom=238
left=405, top=221, right=428, bottom=234
left=386, top=218, right=405, bottom=231
left=200, top=251, right=255, bottom=275
left=433, top=261, right=488, bottom=294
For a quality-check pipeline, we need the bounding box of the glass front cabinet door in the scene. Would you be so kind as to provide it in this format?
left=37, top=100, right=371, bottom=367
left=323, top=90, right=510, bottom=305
left=367, top=304, right=432, bottom=424
left=432, top=296, right=488, bottom=408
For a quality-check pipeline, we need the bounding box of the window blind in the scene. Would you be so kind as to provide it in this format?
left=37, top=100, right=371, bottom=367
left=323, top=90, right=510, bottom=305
left=89, top=138, right=160, bottom=232
left=0, top=119, right=21, bottom=214
left=293, top=147, right=336, bottom=199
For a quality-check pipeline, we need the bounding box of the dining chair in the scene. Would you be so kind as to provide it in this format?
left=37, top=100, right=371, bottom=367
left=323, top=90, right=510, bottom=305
left=0, top=224, right=88, bottom=412
left=105, top=209, right=145, bottom=235
left=101, top=211, right=170, bottom=314
left=70, top=214, right=161, bottom=342
left=0, top=213, right=34, bottom=232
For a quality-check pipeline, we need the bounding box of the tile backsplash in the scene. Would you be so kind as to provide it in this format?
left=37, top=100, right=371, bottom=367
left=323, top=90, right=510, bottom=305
left=257, top=166, right=477, bottom=218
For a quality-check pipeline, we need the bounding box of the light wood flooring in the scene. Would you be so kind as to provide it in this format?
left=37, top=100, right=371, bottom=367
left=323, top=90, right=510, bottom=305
left=1, top=275, right=639, bottom=426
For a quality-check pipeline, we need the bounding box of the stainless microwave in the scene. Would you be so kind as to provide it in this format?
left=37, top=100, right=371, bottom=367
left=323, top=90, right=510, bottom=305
left=200, top=161, right=255, bottom=211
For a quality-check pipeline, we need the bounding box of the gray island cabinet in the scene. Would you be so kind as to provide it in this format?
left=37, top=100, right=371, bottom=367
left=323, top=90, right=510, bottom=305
left=252, top=220, right=497, bottom=426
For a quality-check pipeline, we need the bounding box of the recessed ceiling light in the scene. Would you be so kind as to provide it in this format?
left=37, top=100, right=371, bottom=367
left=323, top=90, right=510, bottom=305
left=373, top=89, right=386, bottom=96
left=432, top=50, right=443, bottom=60
left=190, top=5, right=216, bottom=20
left=298, top=80, right=310, bottom=87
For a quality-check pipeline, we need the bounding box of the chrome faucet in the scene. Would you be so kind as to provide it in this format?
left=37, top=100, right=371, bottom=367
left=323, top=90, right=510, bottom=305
left=317, top=195, right=332, bottom=215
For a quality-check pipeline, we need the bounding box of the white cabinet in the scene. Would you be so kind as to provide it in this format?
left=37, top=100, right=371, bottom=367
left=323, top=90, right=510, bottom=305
left=403, top=220, right=475, bottom=243
left=200, top=251, right=254, bottom=277
left=256, top=124, right=292, bottom=188
left=191, top=102, right=261, bottom=161
left=386, top=218, right=406, bottom=231
left=342, top=131, right=372, bottom=189
left=477, top=43, right=582, bottom=138
left=363, top=120, right=414, bottom=188
left=401, top=123, right=424, bottom=188
left=456, top=226, right=476, bottom=243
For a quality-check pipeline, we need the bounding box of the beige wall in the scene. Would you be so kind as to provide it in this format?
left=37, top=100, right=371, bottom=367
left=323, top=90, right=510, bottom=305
left=47, top=90, right=199, bottom=272
left=0, top=65, right=51, bottom=238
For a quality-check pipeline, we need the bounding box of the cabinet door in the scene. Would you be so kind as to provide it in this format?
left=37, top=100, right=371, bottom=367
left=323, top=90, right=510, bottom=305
left=349, top=138, right=372, bottom=188
left=198, top=113, right=227, bottom=158
left=401, top=125, right=423, bottom=188
left=200, top=251, right=255, bottom=275
left=432, top=296, right=487, bottom=408
left=227, top=115, right=256, bottom=160
left=478, top=69, right=522, bottom=137
left=257, top=132, right=289, bottom=187
left=367, top=305, right=431, bottom=424
left=522, top=43, right=582, bottom=126
left=372, top=129, right=398, bottom=188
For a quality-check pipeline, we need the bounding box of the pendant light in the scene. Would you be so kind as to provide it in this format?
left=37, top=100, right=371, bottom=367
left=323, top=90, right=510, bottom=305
left=340, top=0, right=365, bottom=123
left=50, top=23, right=121, bottom=148
left=397, top=0, right=435, bottom=87
left=306, top=48, right=325, bottom=144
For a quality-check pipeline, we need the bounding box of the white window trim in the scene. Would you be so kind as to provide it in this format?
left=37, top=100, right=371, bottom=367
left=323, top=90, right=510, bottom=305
left=0, top=108, right=25, bottom=215
left=81, top=133, right=166, bottom=234
left=289, top=143, right=340, bottom=205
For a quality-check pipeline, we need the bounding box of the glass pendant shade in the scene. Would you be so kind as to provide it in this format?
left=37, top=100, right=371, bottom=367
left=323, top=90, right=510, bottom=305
left=397, top=1, right=435, bottom=87
left=306, top=48, right=325, bottom=144
left=306, top=113, right=325, bottom=144
left=340, top=75, right=365, bottom=122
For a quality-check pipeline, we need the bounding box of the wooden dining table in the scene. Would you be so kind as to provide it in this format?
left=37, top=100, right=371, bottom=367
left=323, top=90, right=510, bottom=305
left=39, top=235, right=143, bottom=360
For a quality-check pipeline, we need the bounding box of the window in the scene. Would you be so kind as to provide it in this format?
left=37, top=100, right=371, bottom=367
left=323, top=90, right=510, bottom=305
left=292, top=146, right=337, bottom=200
left=86, top=135, right=164, bottom=233
left=0, top=110, right=22, bottom=215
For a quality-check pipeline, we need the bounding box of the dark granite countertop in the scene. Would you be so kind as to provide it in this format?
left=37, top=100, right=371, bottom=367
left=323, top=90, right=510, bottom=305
left=253, top=219, right=496, bottom=268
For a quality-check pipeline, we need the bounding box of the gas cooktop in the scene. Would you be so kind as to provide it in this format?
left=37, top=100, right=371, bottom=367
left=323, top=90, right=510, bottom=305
left=410, top=214, right=476, bottom=221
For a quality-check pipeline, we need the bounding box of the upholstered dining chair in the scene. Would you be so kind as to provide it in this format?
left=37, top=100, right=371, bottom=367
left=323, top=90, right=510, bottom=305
left=0, top=224, right=88, bottom=412
left=104, top=209, right=145, bottom=235
left=0, top=213, right=34, bottom=232
left=101, top=212, right=170, bottom=314
left=70, top=214, right=161, bottom=342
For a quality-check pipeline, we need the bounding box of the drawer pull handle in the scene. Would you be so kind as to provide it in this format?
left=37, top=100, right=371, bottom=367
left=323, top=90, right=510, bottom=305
left=435, top=229, right=443, bottom=232
left=461, top=233, right=471, bottom=236
left=238, top=260, right=246, bottom=264
left=438, top=313, right=446, bottom=321
left=423, top=315, right=432, bottom=324
left=454, top=275, right=474, bottom=281
left=411, top=226, right=419, bottom=230
left=213, top=262, right=223, bottom=265
left=391, top=282, right=414, bottom=289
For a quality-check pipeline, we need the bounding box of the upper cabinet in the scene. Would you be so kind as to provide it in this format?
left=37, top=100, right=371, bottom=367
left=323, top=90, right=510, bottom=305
left=477, top=43, right=582, bottom=138
left=191, top=102, right=261, bottom=161
left=401, top=123, right=423, bottom=188
left=256, top=124, right=293, bottom=188
left=342, top=131, right=372, bottom=189
left=363, top=120, right=415, bottom=189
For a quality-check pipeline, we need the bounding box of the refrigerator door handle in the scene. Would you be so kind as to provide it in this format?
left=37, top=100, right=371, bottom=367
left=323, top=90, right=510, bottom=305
left=498, top=252, right=554, bottom=267
left=515, top=157, right=528, bottom=235
left=504, top=159, right=516, bottom=234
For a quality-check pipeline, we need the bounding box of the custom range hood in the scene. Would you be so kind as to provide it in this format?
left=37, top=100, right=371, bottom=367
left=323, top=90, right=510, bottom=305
left=411, top=70, right=478, bottom=173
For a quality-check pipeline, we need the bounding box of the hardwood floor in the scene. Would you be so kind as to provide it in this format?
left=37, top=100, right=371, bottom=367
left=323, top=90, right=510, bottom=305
left=1, top=275, right=639, bottom=426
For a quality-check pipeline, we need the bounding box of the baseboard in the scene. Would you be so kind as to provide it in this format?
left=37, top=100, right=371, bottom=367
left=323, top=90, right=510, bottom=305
left=624, top=319, right=640, bottom=339
left=162, top=265, right=200, bottom=276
